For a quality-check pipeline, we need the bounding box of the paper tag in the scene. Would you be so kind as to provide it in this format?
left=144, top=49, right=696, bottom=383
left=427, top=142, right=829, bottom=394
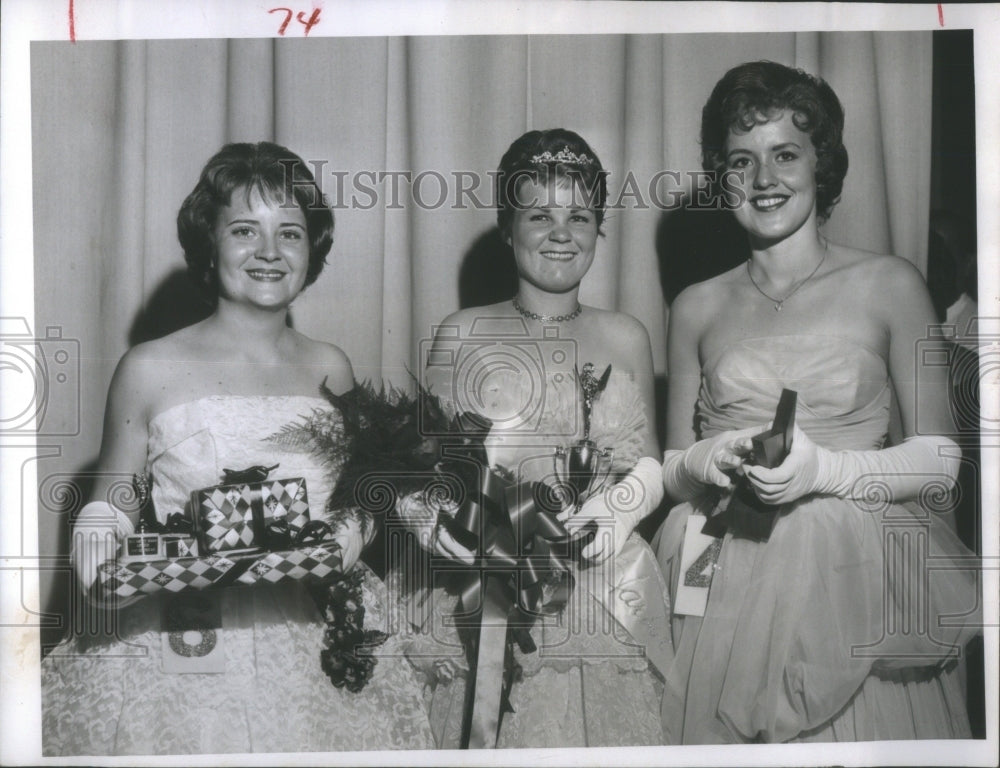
left=161, top=593, right=225, bottom=673
left=674, top=513, right=722, bottom=617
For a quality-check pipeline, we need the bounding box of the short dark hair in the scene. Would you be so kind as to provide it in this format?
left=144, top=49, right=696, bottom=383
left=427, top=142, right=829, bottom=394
left=701, top=60, right=849, bottom=222
left=495, top=128, right=607, bottom=238
left=177, top=142, right=334, bottom=297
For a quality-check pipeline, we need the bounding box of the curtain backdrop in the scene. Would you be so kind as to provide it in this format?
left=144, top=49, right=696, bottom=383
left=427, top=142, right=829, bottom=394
left=31, top=32, right=932, bottom=638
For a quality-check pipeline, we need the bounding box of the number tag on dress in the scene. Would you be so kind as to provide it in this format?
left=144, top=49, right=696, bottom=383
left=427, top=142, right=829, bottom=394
left=161, top=593, right=225, bottom=673
left=674, top=513, right=722, bottom=617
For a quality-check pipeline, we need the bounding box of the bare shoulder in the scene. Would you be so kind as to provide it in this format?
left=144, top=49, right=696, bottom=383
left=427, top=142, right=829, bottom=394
left=106, top=336, right=181, bottom=425
left=432, top=302, right=510, bottom=339
left=671, top=266, right=739, bottom=328
left=586, top=306, right=650, bottom=349
left=291, top=333, right=354, bottom=394
left=114, top=334, right=182, bottom=388
left=832, top=245, right=928, bottom=296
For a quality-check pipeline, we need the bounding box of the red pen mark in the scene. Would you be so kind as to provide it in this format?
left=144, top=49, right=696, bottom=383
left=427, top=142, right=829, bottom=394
left=269, top=6, right=322, bottom=36
left=68, top=0, right=76, bottom=41
left=297, top=8, right=322, bottom=36
left=938, top=3, right=945, bottom=26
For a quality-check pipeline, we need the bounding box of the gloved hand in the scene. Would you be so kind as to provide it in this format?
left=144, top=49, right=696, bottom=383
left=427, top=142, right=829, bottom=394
left=562, top=456, right=664, bottom=562
left=744, top=425, right=960, bottom=505
left=72, top=501, right=136, bottom=605
left=661, top=425, right=765, bottom=501
left=395, top=491, right=475, bottom=564
left=329, top=511, right=376, bottom=572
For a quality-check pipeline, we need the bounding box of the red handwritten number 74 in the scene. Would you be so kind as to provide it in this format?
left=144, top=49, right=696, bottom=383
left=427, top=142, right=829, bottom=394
left=269, top=7, right=322, bottom=36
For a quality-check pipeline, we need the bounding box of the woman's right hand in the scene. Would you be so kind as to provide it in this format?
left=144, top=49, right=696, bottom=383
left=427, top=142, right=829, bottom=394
left=396, top=492, right=476, bottom=564
left=662, top=425, right=765, bottom=500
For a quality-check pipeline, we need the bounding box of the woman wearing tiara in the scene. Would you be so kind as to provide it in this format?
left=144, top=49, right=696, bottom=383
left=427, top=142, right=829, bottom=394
left=397, top=128, right=670, bottom=748
left=41, top=142, right=434, bottom=754
left=654, top=60, right=980, bottom=743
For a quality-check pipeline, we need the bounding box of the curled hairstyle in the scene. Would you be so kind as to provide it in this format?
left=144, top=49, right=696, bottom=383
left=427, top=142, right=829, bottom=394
left=701, top=60, right=849, bottom=222
left=177, top=142, right=334, bottom=297
left=495, top=128, right=607, bottom=238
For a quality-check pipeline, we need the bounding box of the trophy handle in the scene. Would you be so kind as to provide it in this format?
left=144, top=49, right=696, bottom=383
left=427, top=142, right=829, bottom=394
left=552, top=446, right=575, bottom=511
left=587, top=447, right=615, bottom=498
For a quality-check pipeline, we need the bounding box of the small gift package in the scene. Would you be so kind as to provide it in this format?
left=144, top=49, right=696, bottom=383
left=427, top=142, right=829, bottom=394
left=190, top=464, right=311, bottom=554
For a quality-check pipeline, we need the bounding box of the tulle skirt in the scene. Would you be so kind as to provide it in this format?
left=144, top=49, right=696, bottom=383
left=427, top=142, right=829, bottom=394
left=654, top=493, right=979, bottom=744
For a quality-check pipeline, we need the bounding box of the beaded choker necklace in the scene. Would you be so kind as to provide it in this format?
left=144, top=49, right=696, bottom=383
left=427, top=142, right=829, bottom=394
left=512, top=296, right=582, bottom=323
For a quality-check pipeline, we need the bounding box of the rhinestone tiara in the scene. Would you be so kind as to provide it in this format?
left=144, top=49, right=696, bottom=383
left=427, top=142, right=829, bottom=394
left=529, top=146, right=595, bottom=166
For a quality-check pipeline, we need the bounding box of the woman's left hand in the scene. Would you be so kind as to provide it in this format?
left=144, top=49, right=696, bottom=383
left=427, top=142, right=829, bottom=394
left=559, top=456, right=664, bottom=563
left=561, top=491, right=632, bottom=563
left=743, top=424, right=828, bottom=504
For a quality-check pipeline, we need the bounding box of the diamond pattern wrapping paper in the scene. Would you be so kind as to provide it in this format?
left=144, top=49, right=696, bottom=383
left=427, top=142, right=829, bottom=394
left=191, top=477, right=310, bottom=553
left=96, top=544, right=345, bottom=599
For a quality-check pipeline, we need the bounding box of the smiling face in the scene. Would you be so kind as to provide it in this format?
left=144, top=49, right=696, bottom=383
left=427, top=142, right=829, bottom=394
left=506, top=177, right=598, bottom=295
left=213, top=186, right=310, bottom=310
left=726, top=110, right=819, bottom=247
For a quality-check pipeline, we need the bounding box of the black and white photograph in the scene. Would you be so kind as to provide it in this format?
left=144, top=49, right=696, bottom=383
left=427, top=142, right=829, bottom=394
left=1, top=1, right=997, bottom=765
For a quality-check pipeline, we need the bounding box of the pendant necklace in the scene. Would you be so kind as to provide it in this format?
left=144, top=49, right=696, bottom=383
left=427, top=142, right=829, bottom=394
left=746, top=242, right=828, bottom=312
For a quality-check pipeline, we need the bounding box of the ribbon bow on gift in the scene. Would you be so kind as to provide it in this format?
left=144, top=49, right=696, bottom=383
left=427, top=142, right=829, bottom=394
left=265, top=518, right=336, bottom=550
left=433, top=413, right=597, bottom=749
left=198, top=463, right=314, bottom=552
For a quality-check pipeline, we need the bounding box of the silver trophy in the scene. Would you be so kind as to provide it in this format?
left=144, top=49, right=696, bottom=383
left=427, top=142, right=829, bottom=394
left=552, top=364, right=615, bottom=512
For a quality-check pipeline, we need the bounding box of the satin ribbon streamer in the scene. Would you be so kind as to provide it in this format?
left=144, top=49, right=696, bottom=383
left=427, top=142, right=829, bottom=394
left=436, top=437, right=595, bottom=749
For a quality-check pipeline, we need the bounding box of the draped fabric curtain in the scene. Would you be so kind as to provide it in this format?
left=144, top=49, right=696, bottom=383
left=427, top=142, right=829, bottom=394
left=31, top=31, right=932, bottom=632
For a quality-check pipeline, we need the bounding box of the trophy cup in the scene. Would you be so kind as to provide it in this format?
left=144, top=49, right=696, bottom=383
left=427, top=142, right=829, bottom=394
left=553, top=363, right=615, bottom=513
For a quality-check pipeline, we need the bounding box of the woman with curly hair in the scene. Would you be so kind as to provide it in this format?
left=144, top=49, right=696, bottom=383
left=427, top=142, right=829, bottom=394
left=654, top=60, right=980, bottom=743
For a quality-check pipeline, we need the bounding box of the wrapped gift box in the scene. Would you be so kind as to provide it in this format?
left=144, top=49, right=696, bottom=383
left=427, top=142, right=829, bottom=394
left=96, top=543, right=345, bottom=599
left=191, top=476, right=310, bottom=554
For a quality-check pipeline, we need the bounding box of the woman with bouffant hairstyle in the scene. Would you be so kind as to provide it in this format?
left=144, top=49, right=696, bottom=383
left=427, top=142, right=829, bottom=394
left=41, top=142, right=434, bottom=755
left=398, top=127, right=669, bottom=748
left=655, top=61, right=979, bottom=743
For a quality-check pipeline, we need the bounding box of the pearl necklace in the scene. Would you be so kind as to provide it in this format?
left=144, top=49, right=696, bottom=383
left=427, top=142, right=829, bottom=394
left=512, top=296, right=582, bottom=323
left=746, top=244, right=828, bottom=312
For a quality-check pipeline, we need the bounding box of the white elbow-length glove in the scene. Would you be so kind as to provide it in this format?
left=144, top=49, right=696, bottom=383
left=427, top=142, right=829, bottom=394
left=661, top=425, right=765, bottom=502
left=72, top=501, right=137, bottom=606
left=562, top=456, right=665, bottom=562
left=745, top=425, right=960, bottom=505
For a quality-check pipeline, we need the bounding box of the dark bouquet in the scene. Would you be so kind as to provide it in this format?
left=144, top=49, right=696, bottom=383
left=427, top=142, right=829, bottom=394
left=309, top=570, right=388, bottom=693
left=270, top=377, right=485, bottom=525
left=271, top=377, right=486, bottom=691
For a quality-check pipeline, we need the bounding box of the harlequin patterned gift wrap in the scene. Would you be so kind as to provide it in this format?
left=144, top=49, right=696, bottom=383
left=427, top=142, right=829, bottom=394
left=97, top=555, right=239, bottom=597
left=96, top=544, right=345, bottom=598
left=235, top=544, right=344, bottom=586
left=191, top=477, right=310, bottom=553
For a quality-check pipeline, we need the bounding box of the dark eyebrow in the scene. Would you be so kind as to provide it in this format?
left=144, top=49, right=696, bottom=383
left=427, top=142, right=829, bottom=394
left=772, top=142, right=802, bottom=151
left=225, top=218, right=259, bottom=227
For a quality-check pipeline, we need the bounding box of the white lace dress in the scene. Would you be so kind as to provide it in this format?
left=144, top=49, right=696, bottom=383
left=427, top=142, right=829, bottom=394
left=41, top=395, right=435, bottom=755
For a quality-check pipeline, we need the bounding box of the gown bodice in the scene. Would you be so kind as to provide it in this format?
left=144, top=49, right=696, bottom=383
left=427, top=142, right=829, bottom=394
left=146, top=395, right=337, bottom=524
left=468, top=367, right=648, bottom=481
left=698, top=334, right=891, bottom=451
